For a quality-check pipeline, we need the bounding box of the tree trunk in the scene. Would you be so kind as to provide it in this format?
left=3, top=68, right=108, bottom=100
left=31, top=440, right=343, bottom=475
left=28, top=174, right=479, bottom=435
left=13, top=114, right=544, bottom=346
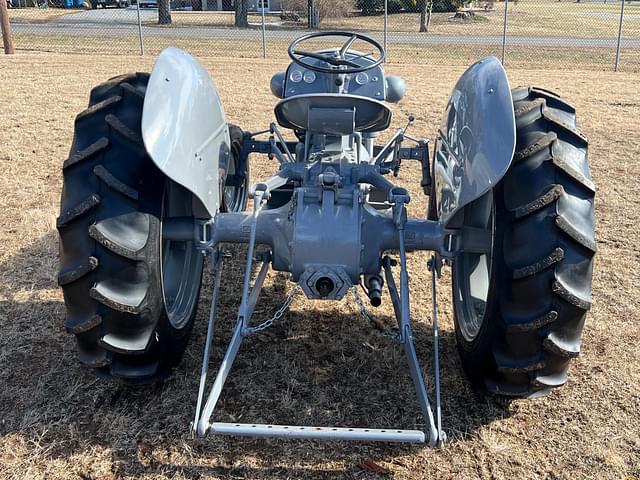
left=235, top=0, right=249, bottom=27
left=0, top=0, right=16, bottom=54
left=158, top=0, right=172, bottom=25
left=419, top=3, right=427, bottom=32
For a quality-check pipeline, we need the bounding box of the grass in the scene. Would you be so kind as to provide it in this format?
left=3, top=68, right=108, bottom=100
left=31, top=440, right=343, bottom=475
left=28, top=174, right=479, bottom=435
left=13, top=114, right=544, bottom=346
left=4, top=8, right=83, bottom=23
left=317, top=1, right=640, bottom=38
left=11, top=32, right=640, bottom=71
left=6, top=0, right=640, bottom=71
left=0, top=52, right=639, bottom=479
left=8, top=0, right=640, bottom=38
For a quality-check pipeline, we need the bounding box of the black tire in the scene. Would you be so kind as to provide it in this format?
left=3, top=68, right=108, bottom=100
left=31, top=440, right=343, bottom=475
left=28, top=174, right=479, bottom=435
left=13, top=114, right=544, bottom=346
left=452, top=86, right=596, bottom=398
left=57, top=73, right=206, bottom=383
left=221, top=124, right=249, bottom=213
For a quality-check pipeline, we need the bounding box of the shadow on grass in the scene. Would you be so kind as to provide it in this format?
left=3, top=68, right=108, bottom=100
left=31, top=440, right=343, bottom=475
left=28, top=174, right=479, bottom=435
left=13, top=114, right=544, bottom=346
left=0, top=233, right=514, bottom=479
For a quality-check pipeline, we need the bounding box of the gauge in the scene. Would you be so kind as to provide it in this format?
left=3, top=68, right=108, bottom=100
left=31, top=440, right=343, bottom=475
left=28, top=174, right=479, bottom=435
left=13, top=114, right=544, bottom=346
left=303, top=70, right=316, bottom=84
left=355, top=72, right=369, bottom=86
left=289, top=70, right=303, bottom=83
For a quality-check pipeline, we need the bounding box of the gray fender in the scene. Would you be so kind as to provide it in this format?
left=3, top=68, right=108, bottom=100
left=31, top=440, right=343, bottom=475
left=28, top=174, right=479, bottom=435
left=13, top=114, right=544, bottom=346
left=433, top=56, right=515, bottom=225
left=142, top=47, right=230, bottom=217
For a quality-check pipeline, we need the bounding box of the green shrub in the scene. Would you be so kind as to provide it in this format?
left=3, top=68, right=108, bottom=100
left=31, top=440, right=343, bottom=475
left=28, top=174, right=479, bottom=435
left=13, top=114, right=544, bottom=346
left=432, top=0, right=463, bottom=12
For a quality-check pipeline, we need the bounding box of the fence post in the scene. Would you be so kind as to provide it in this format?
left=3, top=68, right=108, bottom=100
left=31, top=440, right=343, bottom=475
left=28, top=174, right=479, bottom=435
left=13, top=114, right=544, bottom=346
left=0, top=0, right=15, bottom=55
left=501, top=0, right=508, bottom=64
left=384, top=0, right=388, bottom=58
left=261, top=2, right=266, bottom=59
left=614, top=0, right=625, bottom=72
left=136, top=0, right=145, bottom=56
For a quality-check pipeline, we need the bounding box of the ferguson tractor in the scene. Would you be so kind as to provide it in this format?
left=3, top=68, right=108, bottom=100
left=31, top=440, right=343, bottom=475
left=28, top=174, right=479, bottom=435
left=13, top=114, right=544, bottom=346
left=57, top=32, right=595, bottom=446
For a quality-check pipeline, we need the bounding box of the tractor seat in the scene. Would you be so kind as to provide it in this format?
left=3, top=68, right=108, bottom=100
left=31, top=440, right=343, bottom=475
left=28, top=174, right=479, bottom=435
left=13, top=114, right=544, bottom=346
left=274, top=94, right=392, bottom=136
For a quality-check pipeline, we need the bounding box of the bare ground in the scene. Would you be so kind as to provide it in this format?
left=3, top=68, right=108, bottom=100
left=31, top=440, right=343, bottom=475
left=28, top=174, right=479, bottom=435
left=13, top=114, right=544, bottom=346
left=0, top=53, right=639, bottom=479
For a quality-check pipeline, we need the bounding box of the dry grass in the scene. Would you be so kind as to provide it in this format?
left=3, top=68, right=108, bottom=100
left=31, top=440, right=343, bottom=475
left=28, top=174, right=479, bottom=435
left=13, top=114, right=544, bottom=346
left=12, top=32, right=640, bottom=71
left=318, top=1, right=640, bottom=38
left=9, top=1, right=640, bottom=38
left=0, top=53, right=639, bottom=479
left=7, top=0, right=640, bottom=71
left=5, top=8, right=84, bottom=23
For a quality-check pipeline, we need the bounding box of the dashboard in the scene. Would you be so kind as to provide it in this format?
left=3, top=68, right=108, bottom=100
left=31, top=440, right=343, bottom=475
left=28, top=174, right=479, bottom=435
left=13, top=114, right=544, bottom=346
left=281, top=51, right=387, bottom=102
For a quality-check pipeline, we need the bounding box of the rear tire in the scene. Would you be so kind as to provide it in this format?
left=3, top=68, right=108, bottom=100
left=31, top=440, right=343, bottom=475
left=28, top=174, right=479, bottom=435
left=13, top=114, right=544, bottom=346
left=221, top=125, right=249, bottom=213
left=452, top=87, right=596, bottom=398
left=57, top=73, right=206, bottom=383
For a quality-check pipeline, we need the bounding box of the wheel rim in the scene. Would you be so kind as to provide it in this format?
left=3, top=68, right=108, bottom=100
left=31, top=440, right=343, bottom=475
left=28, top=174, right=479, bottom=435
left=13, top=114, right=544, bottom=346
left=161, top=181, right=203, bottom=329
left=453, top=191, right=495, bottom=342
left=223, top=148, right=247, bottom=212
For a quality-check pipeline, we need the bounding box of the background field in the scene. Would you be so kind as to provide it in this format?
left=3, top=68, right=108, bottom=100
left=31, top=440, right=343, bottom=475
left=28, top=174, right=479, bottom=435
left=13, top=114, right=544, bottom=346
left=0, top=53, right=639, bottom=479
left=6, top=0, right=640, bottom=71
left=9, top=1, right=640, bottom=37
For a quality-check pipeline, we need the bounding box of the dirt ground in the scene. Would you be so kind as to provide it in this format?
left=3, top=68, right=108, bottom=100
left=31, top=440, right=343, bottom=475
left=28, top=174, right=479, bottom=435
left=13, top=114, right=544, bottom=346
left=0, top=53, right=638, bottom=479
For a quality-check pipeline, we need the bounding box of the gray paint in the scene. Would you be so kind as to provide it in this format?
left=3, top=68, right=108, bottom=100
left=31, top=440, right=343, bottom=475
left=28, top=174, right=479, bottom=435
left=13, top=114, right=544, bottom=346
left=274, top=94, right=392, bottom=134
left=433, top=56, right=515, bottom=225
left=157, top=43, right=517, bottom=447
left=385, top=75, right=405, bottom=103
left=280, top=51, right=387, bottom=99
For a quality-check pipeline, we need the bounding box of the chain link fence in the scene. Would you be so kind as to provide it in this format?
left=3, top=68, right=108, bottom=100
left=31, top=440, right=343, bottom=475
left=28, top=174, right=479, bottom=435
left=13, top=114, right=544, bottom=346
left=5, top=0, right=640, bottom=71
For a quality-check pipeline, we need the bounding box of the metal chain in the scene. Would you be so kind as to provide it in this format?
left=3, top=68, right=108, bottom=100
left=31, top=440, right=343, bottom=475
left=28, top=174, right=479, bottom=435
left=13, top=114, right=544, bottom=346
left=245, top=284, right=301, bottom=334
left=351, top=287, right=401, bottom=342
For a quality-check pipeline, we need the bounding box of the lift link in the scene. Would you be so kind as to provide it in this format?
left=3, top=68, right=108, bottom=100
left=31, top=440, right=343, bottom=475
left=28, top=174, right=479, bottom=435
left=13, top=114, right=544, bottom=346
left=390, top=193, right=439, bottom=446
left=191, top=247, right=224, bottom=438
left=428, top=254, right=446, bottom=448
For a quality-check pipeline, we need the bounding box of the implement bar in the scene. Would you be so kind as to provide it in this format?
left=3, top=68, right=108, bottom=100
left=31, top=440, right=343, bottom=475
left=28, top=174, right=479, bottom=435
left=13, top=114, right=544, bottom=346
left=209, top=423, right=426, bottom=443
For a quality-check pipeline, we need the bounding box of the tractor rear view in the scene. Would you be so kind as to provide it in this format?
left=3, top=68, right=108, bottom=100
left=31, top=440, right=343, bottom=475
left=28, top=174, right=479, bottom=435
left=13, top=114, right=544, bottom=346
left=57, top=32, right=595, bottom=446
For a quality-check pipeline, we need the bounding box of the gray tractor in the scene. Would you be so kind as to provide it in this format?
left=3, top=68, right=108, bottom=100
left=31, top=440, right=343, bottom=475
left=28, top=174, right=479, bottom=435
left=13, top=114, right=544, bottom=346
left=57, top=32, right=595, bottom=446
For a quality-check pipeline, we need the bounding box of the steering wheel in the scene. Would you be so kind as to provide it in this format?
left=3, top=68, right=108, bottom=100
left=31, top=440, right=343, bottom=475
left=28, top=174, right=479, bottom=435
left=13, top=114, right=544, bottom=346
left=288, top=31, right=385, bottom=75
